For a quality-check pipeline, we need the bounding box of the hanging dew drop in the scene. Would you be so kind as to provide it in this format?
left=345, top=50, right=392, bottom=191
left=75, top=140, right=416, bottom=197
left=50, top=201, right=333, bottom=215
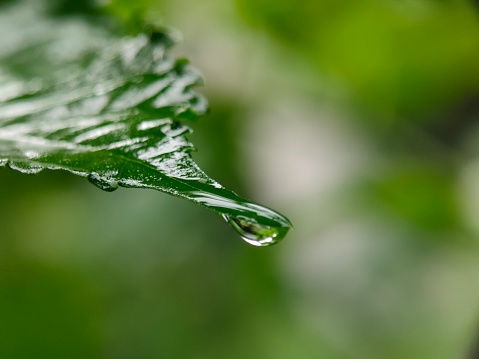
left=185, top=191, right=292, bottom=246
left=222, top=214, right=290, bottom=247
left=88, top=172, right=119, bottom=192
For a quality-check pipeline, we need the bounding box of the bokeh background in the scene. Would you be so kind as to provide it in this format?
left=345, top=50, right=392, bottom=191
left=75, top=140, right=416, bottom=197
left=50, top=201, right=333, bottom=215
left=2, top=0, right=479, bottom=358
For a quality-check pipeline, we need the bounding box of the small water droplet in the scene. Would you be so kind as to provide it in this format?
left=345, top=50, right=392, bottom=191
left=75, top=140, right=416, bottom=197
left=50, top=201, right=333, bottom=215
left=223, top=214, right=289, bottom=247
left=24, top=150, right=40, bottom=159
left=88, top=172, right=118, bottom=192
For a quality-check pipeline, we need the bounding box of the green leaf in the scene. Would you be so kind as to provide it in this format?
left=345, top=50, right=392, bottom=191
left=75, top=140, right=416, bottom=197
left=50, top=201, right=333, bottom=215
left=0, top=1, right=291, bottom=246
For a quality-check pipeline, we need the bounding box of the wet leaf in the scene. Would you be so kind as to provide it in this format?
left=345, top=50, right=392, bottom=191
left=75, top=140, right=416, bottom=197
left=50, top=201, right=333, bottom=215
left=0, top=1, right=291, bottom=245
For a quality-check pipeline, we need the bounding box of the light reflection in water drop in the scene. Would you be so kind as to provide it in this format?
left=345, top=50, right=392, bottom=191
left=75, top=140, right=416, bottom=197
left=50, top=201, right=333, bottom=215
left=186, top=191, right=292, bottom=246
left=222, top=214, right=289, bottom=247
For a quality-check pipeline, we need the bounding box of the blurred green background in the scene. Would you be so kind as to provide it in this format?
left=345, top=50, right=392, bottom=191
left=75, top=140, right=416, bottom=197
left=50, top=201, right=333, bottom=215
left=2, top=0, right=479, bottom=358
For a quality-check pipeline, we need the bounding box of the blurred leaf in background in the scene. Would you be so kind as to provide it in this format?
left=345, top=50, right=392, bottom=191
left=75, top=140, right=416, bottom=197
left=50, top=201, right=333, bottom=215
left=238, top=0, right=479, bottom=123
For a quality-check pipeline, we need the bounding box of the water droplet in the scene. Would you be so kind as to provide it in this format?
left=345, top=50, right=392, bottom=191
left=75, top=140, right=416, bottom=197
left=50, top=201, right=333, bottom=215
left=24, top=150, right=40, bottom=159
left=185, top=191, right=292, bottom=246
left=88, top=172, right=118, bottom=192
left=223, top=214, right=290, bottom=247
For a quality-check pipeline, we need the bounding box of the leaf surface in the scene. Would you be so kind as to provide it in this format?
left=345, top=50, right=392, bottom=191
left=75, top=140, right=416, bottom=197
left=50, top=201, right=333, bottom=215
left=0, top=1, right=291, bottom=245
